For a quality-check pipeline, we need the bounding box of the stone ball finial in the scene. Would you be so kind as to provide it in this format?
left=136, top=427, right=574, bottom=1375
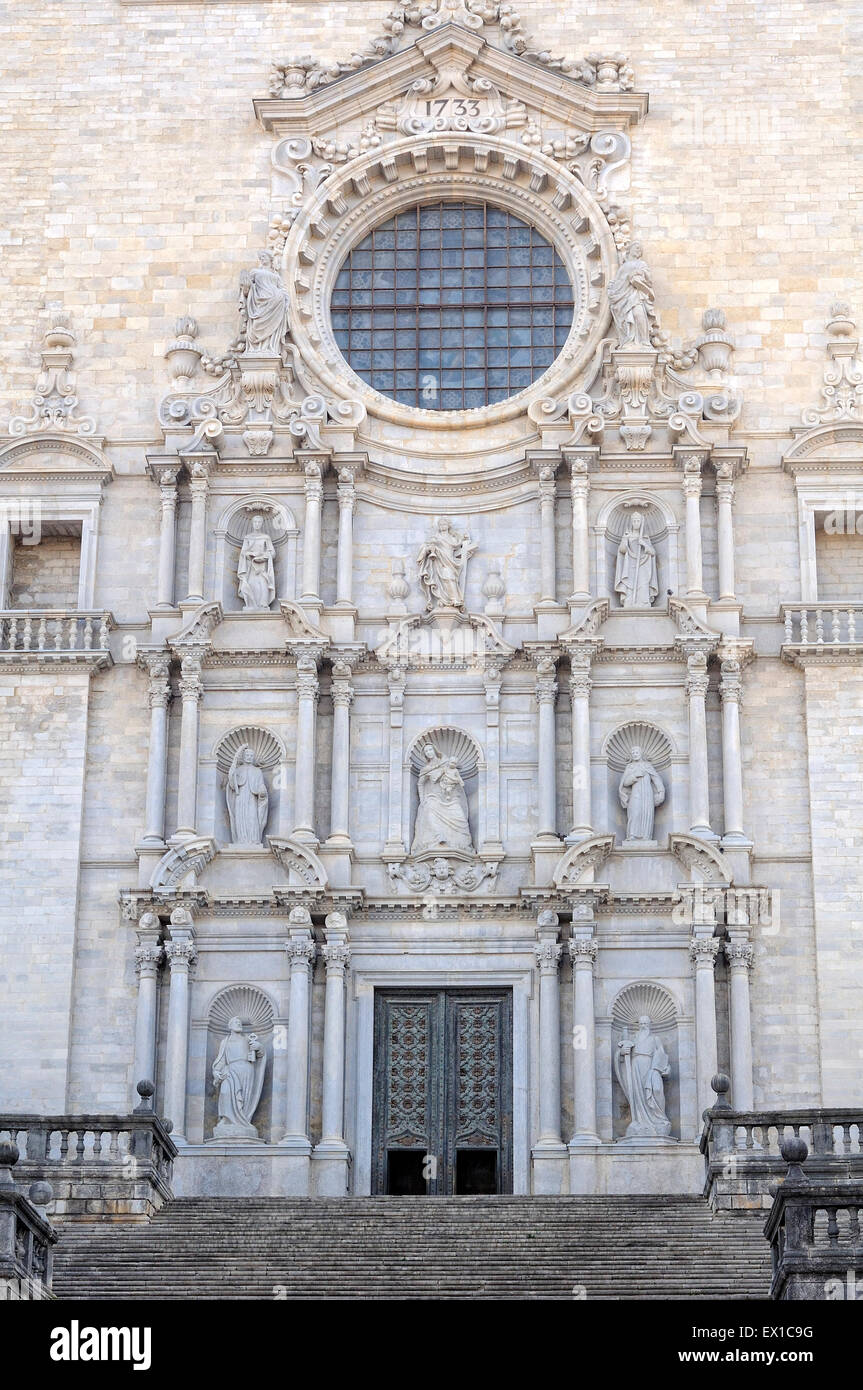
left=135, top=1079, right=155, bottom=1112
left=711, top=1071, right=731, bottom=1097
left=780, top=1133, right=809, bottom=1181
left=161, top=1118, right=174, bottom=1135
left=28, top=1180, right=54, bottom=1214
left=0, top=1140, right=20, bottom=1186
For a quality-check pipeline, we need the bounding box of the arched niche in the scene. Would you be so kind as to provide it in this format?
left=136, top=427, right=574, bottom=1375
left=594, top=492, right=680, bottom=609
left=204, top=985, right=276, bottom=1144
left=601, top=721, right=676, bottom=848
left=211, top=725, right=288, bottom=847
left=610, top=982, right=680, bottom=1142
left=402, top=725, right=485, bottom=855
left=213, top=496, right=299, bottom=614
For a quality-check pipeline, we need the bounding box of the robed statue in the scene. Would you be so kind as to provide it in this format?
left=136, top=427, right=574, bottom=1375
left=618, top=746, right=665, bottom=843
left=239, top=251, right=291, bottom=356
left=237, top=514, right=276, bottom=611
left=226, top=744, right=269, bottom=845
left=607, top=241, right=655, bottom=348
left=614, top=510, right=658, bottom=608
left=614, top=1015, right=672, bottom=1139
left=212, top=1017, right=266, bottom=1141
left=417, top=518, right=477, bottom=612
left=411, top=742, right=473, bottom=854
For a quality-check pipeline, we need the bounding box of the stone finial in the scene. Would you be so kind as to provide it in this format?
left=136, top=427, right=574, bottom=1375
left=695, top=308, right=734, bottom=378
left=28, top=1181, right=54, bottom=1220
left=169, top=905, right=194, bottom=930
left=710, top=1072, right=733, bottom=1111
left=325, top=910, right=348, bottom=933
left=134, top=1079, right=156, bottom=1113
left=780, top=1134, right=809, bottom=1182
left=9, top=314, right=96, bottom=436
left=288, top=904, right=312, bottom=927
left=0, top=1139, right=19, bottom=1187
left=165, top=316, right=203, bottom=388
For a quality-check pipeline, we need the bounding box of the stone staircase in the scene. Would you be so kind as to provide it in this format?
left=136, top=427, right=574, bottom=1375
left=53, top=1196, right=772, bottom=1299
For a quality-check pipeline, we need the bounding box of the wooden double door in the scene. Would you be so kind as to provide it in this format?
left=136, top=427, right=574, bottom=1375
left=372, top=988, right=513, bottom=1196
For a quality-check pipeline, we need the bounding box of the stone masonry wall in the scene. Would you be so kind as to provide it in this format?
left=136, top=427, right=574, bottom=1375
left=9, top=534, right=81, bottom=609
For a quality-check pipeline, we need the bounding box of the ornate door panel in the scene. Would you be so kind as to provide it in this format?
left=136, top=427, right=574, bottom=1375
left=372, top=988, right=512, bottom=1195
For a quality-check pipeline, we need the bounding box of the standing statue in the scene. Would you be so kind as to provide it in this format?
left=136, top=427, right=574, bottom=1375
left=614, top=1015, right=672, bottom=1139
left=614, top=510, right=658, bottom=608
left=226, top=744, right=269, bottom=845
left=416, top=518, right=477, bottom=612
left=239, top=251, right=291, bottom=356
left=411, top=742, right=473, bottom=854
left=618, top=745, right=665, bottom=843
left=607, top=241, right=655, bottom=348
left=212, top=1017, right=266, bottom=1141
left=237, top=514, right=276, bottom=611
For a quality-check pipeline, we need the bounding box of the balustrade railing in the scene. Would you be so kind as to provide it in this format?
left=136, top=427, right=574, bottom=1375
left=782, top=603, right=863, bottom=648
left=0, top=609, right=112, bottom=654
left=765, top=1138, right=863, bottom=1300
left=0, top=1141, right=57, bottom=1299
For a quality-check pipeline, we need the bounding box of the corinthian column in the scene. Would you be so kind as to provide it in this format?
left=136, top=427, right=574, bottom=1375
left=315, top=911, right=352, bottom=1193
left=175, top=651, right=203, bottom=839
left=685, top=650, right=713, bottom=839
left=163, top=907, right=197, bottom=1141
left=335, top=468, right=356, bottom=608
left=281, top=908, right=316, bottom=1152
left=155, top=468, right=179, bottom=609
left=569, top=929, right=599, bottom=1144
left=725, top=936, right=755, bottom=1110
left=690, top=933, right=720, bottom=1128
left=568, top=652, right=593, bottom=841
left=683, top=456, right=706, bottom=600
left=327, top=659, right=354, bottom=847
left=132, top=911, right=163, bottom=1102
left=536, top=463, right=557, bottom=604
left=719, top=657, right=746, bottom=844
left=715, top=464, right=737, bottom=601
left=292, top=650, right=321, bottom=844
left=567, top=455, right=591, bottom=603
left=141, top=655, right=172, bottom=844
left=534, top=912, right=564, bottom=1146
left=534, top=655, right=559, bottom=840
left=300, top=457, right=325, bottom=606
left=184, top=460, right=209, bottom=604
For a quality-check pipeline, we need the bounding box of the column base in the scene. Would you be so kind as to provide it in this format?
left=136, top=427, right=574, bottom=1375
left=564, top=827, right=595, bottom=846
left=689, top=825, right=721, bottom=843
left=531, top=1142, right=568, bottom=1194
left=290, top=829, right=320, bottom=850
left=568, top=1132, right=601, bottom=1148
left=313, top=1140, right=352, bottom=1196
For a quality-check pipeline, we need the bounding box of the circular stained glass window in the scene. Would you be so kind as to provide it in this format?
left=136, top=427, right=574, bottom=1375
left=330, top=201, right=575, bottom=412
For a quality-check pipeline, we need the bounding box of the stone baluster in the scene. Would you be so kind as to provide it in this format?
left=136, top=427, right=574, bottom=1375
left=533, top=654, right=559, bottom=841
left=690, top=932, right=721, bottom=1126
left=685, top=650, right=713, bottom=839
left=300, top=457, right=325, bottom=607
left=281, top=908, right=316, bottom=1150
left=315, top=911, right=351, bottom=1193
left=291, top=648, right=322, bottom=845
left=132, top=912, right=164, bottom=1103
left=184, top=460, right=210, bottom=604
left=327, top=659, right=354, bottom=848
left=719, top=656, right=747, bottom=844
left=534, top=911, right=564, bottom=1150
left=536, top=463, right=557, bottom=604
left=567, top=455, right=591, bottom=603
left=175, top=651, right=203, bottom=838
left=155, top=467, right=179, bottom=609
left=715, top=464, right=737, bottom=601
left=725, top=936, right=755, bottom=1110
left=141, top=655, right=172, bottom=844
left=163, top=907, right=197, bottom=1142
left=568, top=651, right=593, bottom=841
left=683, top=455, right=706, bottom=600
left=569, top=927, right=600, bottom=1144
left=335, top=467, right=357, bottom=608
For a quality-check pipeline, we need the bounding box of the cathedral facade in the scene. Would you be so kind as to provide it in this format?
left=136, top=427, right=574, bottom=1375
left=1, top=1, right=861, bottom=1203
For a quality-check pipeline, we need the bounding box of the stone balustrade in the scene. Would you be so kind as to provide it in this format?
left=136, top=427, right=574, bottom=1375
left=0, top=1141, right=57, bottom=1300
left=0, top=608, right=113, bottom=656
left=765, top=1137, right=863, bottom=1300
left=700, top=1075, right=863, bottom=1211
left=0, top=1088, right=177, bottom=1221
left=781, top=603, right=863, bottom=650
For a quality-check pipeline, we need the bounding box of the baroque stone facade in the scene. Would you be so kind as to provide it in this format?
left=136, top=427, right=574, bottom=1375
left=0, top=2, right=861, bottom=1200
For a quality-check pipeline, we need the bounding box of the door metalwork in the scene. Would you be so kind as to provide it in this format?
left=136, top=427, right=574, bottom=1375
left=372, top=988, right=513, bottom=1195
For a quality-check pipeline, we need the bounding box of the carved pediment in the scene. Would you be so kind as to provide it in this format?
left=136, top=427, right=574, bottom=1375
left=669, top=833, right=733, bottom=886
left=375, top=609, right=515, bottom=670
left=150, top=837, right=218, bottom=893
left=280, top=599, right=330, bottom=647
left=171, top=600, right=223, bottom=650
left=268, top=836, right=329, bottom=890
left=553, top=834, right=614, bottom=888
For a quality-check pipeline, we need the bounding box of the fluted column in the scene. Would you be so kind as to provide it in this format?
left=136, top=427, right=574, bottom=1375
left=175, top=651, right=202, bottom=838
left=534, top=912, right=563, bottom=1147
left=184, top=461, right=209, bottom=603
left=569, top=930, right=599, bottom=1144
left=335, top=468, right=356, bottom=607
left=568, top=652, right=593, bottom=840
left=683, top=456, right=706, bottom=600
left=300, top=458, right=325, bottom=605
left=690, top=933, right=720, bottom=1126
left=141, top=655, right=172, bottom=844
left=292, top=649, right=321, bottom=844
left=282, top=909, right=316, bottom=1148
left=685, top=650, right=713, bottom=839
left=327, top=660, right=354, bottom=847
left=719, top=657, right=746, bottom=843
left=163, top=907, right=197, bottom=1141
left=320, top=912, right=350, bottom=1146
left=537, top=464, right=557, bottom=604
left=534, top=655, right=559, bottom=840
left=155, top=467, right=179, bottom=609
left=715, top=464, right=736, bottom=601
left=568, top=456, right=591, bottom=602
left=132, top=911, right=163, bottom=1102
left=726, top=937, right=755, bottom=1110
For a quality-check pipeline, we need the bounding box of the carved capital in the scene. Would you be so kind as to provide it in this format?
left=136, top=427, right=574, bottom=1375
left=188, top=459, right=210, bottom=492
left=304, top=459, right=324, bottom=503
left=725, top=941, right=755, bottom=972
left=715, top=475, right=735, bottom=507
left=569, top=937, right=598, bottom=964
left=164, top=937, right=197, bottom=970
left=689, top=936, right=721, bottom=966
left=296, top=660, right=320, bottom=703
left=685, top=651, right=710, bottom=699
left=286, top=933, right=316, bottom=968
left=178, top=652, right=203, bottom=700
left=322, top=941, right=351, bottom=971
left=719, top=659, right=742, bottom=704
left=337, top=468, right=357, bottom=511
left=134, top=943, right=164, bottom=978
left=535, top=938, right=563, bottom=972
left=682, top=456, right=703, bottom=499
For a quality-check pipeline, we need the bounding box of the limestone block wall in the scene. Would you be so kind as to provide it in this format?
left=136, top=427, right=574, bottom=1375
left=9, top=534, right=81, bottom=608
left=814, top=526, right=863, bottom=602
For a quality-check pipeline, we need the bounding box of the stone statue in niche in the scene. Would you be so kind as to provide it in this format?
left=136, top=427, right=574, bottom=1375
left=614, top=510, right=658, bottom=608
left=226, top=744, right=269, bottom=845
left=417, top=518, right=477, bottom=612
left=212, top=1017, right=266, bottom=1141
left=237, top=514, right=276, bottom=610
left=614, top=1015, right=672, bottom=1139
left=618, top=746, right=665, bottom=844
left=411, top=742, right=473, bottom=854
left=239, top=251, right=291, bottom=356
left=607, top=241, right=655, bottom=348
